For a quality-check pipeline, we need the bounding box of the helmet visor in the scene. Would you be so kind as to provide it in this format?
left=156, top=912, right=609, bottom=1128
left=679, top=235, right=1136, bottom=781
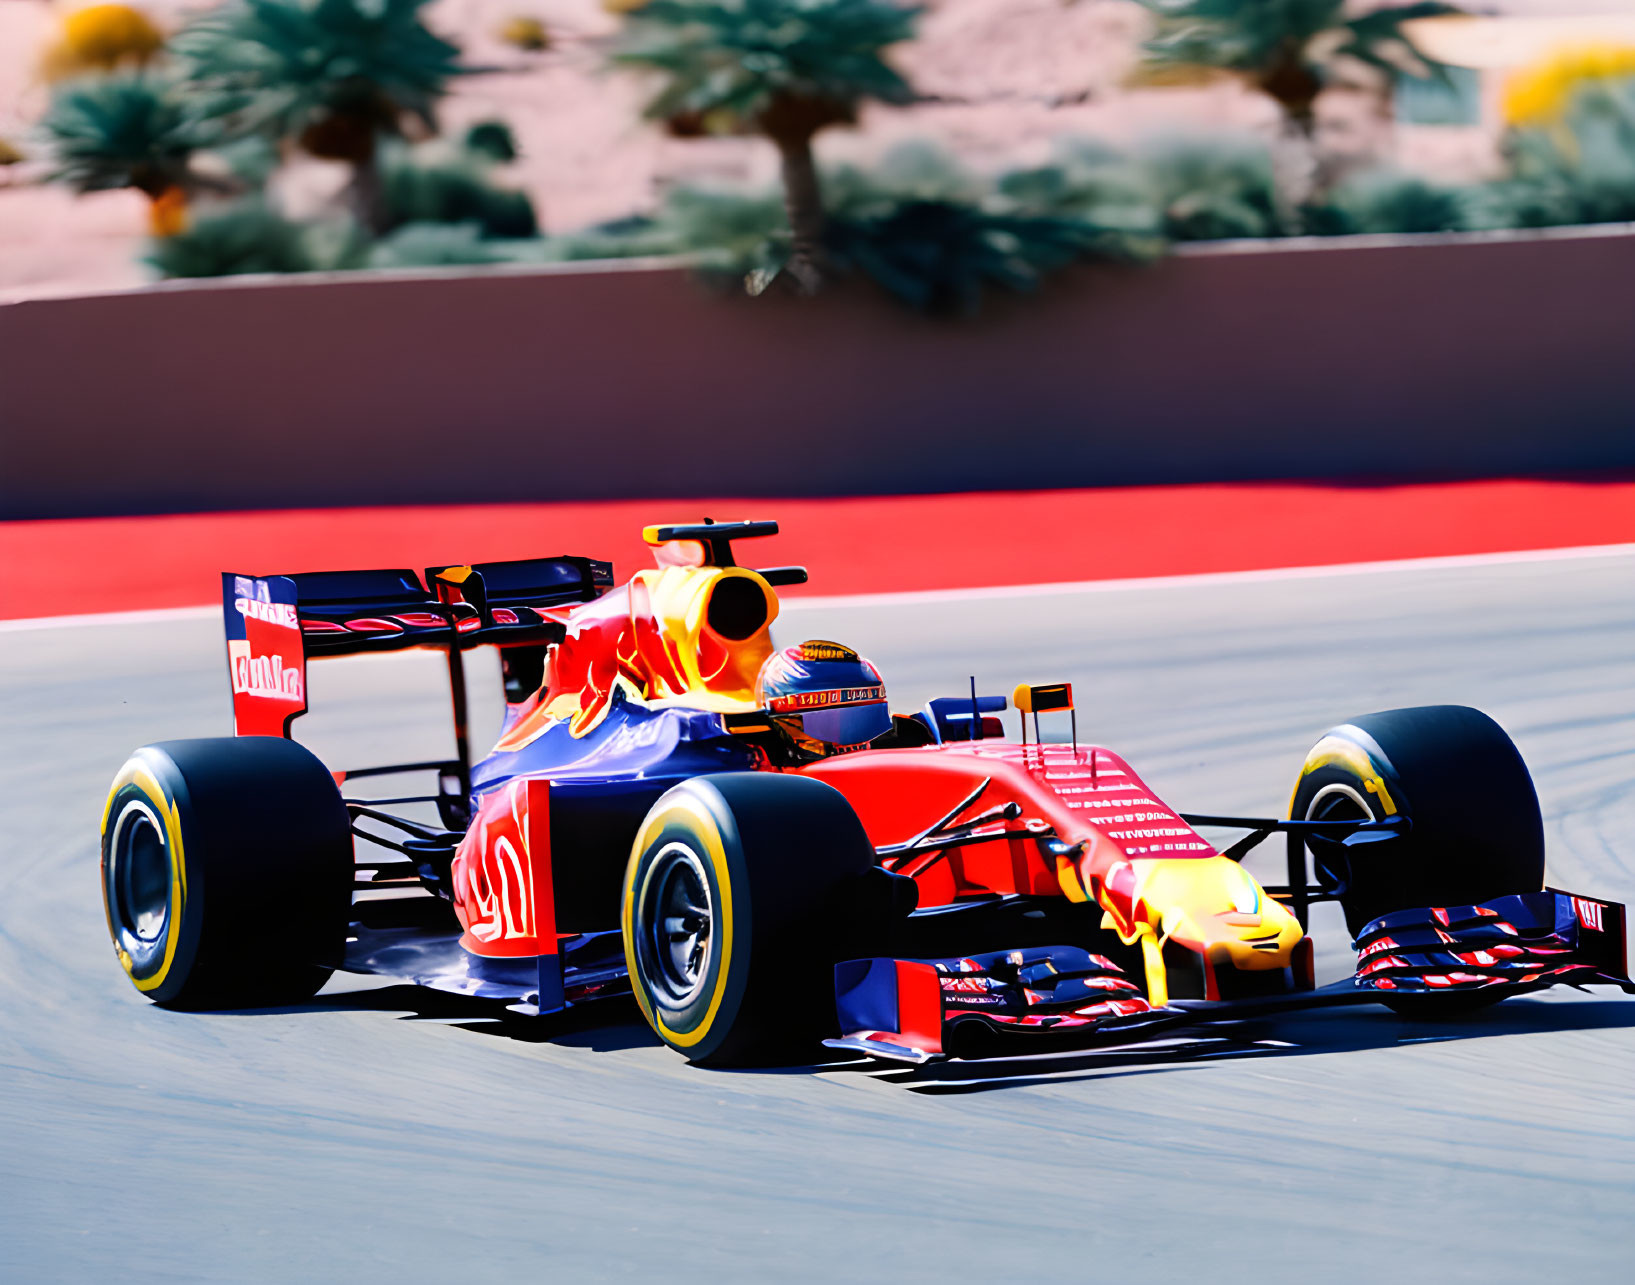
left=798, top=700, right=892, bottom=748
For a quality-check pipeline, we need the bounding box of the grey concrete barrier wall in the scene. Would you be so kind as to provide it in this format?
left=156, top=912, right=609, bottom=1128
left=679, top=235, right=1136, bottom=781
left=3, top=226, right=1633, bottom=519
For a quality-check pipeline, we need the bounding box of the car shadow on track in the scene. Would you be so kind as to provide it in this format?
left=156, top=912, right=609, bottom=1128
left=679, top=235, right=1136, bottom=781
left=241, top=974, right=1635, bottom=1079
left=277, top=982, right=1635, bottom=1090
left=850, top=996, right=1635, bottom=1095
left=294, top=981, right=665, bottom=1054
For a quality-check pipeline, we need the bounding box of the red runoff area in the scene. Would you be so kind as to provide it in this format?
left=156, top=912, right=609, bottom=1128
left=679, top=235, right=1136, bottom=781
left=3, top=478, right=1633, bottom=621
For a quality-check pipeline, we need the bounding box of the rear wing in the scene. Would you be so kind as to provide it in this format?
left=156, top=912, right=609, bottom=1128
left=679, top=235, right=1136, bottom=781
left=221, top=556, right=614, bottom=783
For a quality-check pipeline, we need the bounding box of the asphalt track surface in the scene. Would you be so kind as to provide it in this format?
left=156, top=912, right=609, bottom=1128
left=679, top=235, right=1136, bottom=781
left=4, top=549, right=1634, bottom=1281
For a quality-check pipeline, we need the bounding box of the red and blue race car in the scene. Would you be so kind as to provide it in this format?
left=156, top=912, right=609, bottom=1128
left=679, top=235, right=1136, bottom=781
left=101, top=520, right=1633, bottom=1064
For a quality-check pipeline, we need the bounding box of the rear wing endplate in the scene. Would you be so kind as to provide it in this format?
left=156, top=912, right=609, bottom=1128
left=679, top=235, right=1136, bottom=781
left=223, top=573, right=307, bottom=737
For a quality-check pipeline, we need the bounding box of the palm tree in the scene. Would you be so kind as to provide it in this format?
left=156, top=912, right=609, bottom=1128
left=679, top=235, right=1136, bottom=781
left=610, top=0, right=920, bottom=293
left=41, top=72, right=210, bottom=234
left=1132, top=1, right=1458, bottom=230
left=173, top=0, right=467, bottom=234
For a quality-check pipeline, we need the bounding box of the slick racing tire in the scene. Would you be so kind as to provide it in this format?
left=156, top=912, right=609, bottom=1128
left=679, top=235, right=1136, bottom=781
left=101, top=738, right=353, bottom=1008
left=622, top=773, right=878, bottom=1066
left=1289, top=706, right=1545, bottom=941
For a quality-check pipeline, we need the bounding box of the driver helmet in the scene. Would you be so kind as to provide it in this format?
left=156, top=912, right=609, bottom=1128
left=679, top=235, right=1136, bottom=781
left=756, top=640, right=891, bottom=756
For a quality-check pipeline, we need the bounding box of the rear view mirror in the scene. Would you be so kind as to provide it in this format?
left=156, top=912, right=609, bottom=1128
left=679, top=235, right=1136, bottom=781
left=1013, top=682, right=1076, bottom=750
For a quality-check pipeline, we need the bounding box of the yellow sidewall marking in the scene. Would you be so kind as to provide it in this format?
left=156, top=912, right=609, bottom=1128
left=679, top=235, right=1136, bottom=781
left=101, top=760, right=187, bottom=993
left=1289, top=736, right=1398, bottom=817
left=622, top=791, right=736, bottom=1049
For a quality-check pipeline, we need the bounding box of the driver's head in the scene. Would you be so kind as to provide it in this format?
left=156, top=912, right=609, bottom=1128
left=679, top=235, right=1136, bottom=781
left=755, top=640, right=891, bottom=758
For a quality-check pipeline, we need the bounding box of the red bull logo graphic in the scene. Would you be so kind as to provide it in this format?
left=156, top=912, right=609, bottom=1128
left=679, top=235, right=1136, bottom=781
left=451, top=778, right=557, bottom=959
left=227, top=641, right=304, bottom=701
left=222, top=572, right=308, bottom=737
left=458, top=784, right=536, bottom=945
left=234, top=595, right=299, bottom=629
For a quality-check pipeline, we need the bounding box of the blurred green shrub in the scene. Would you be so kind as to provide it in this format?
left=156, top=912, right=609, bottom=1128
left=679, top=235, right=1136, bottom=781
left=555, top=187, right=788, bottom=268
left=997, top=135, right=1485, bottom=242
left=1486, top=75, right=1635, bottom=227
left=209, top=134, right=281, bottom=187
left=463, top=120, right=520, bottom=163
left=995, top=139, right=1157, bottom=231
left=145, top=200, right=362, bottom=275
left=825, top=147, right=1161, bottom=311
left=1130, top=0, right=1460, bottom=230
left=1143, top=136, right=1280, bottom=241
left=1308, top=168, right=1472, bottom=235
left=367, top=222, right=521, bottom=267
left=825, top=200, right=1151, bottom=313
left=380, top=140, right=539, bottom=238
left=994, top=135, right=1279, bottom=241
left=543, top=145, right=1162, bottom=312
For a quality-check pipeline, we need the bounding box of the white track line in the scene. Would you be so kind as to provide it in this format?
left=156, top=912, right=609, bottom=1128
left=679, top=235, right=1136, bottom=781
left=783, top=542, right=1635, bottom=609
left=3, top=542, right=1632, bottom=633
left=0, top=604, right=218, bottom=633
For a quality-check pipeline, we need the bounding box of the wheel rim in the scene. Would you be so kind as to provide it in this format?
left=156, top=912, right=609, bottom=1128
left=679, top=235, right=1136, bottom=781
left=1306, top=783, right=1372, bottom=824
left=109, top=799, right=171, bottom=968
left=637, top=842, right=714, bottom=1009
left=1305, top=783, right=1372, bottom=896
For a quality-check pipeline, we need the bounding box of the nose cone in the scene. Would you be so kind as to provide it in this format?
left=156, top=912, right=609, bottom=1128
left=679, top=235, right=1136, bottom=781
left=1203, top=896, right=1304, bottom=970
left=1152, top=858, right=1302, bottom=971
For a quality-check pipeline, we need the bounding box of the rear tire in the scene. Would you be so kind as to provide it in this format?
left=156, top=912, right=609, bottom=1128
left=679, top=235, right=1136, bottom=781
left=622, top=773, right=878, bottom=1065
left=1289, top=705, right=1545, bottom=940
left=101, top=738, right=353, bottom=1008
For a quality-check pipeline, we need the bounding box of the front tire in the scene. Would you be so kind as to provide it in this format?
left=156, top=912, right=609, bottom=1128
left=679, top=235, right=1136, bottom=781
left=101, top=737, right=353, bottom=1008
left=1289, top=705, right=1545, bottom=939
left=621, top=773, right=878, bottom=1065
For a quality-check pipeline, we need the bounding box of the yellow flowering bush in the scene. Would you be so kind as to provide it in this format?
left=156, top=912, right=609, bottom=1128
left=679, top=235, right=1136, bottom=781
left=40, top=4, right=165, bottom=82
left=497, top=16, right=549, bottom=52
left=1504, top=44, right=1635, bottom=128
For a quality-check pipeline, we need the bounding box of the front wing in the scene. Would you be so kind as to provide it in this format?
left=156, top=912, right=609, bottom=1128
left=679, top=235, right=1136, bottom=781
left=1354, top=889, right=1631, bottom=997
left=827, top=889, right=1634, bottom=1064
left=827, top=946, right=1179, bottom=1064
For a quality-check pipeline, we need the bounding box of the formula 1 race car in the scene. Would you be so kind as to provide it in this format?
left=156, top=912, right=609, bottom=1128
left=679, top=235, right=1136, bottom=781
left=100, top=520, right=1634, bottom=1065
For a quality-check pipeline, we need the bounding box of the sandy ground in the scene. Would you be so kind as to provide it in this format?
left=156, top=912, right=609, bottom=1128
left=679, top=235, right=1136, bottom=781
left=0, top=0, right=1493, bottom=301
